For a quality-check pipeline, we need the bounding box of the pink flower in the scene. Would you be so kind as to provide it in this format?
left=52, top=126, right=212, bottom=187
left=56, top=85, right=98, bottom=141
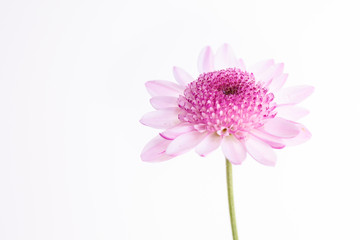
left=140, top=44, right=313, bottom=166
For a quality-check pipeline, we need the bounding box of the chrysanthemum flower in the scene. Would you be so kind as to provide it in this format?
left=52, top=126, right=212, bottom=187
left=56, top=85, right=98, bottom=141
left=140, top=44, right=313, bottom=166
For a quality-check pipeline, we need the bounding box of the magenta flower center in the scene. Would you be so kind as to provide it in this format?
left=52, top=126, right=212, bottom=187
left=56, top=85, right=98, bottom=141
left=178, top=68, right=277, bottom=137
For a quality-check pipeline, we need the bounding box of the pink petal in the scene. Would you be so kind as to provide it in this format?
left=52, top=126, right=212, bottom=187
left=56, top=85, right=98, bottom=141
left=245, top=135, right=277, bottom=166
left=198, top=46, right=215, bottom=73
left=268, top=73, right=288, bottom=92
left=221, top=135, right=246, bottom=165
left=262, top=117, right=300, bottom=138
left=166, top=131, right=207, bottom=156
left=140, top=108, right=180, bottom=129
left=195, top=133, right=222, bottom=157
left=248, top=59, right=275, bottom=76
left=173, top=66, right=194, bottom=86
left=238, top=58, right=246, bottom=71
left=145, top=80, right=184, bottom=97
left=250, top=129, right=285, bottom=149
left=276, top=85, right=314, bottom=105
left=141, top=135, right=174, bottom=162
left=259, top=63, right=284, bottom=87
left=214, top=44, right=242, bottom=70
left=282, top=123, right=311, bottom=146
left=150, top=96, right=179, bottom=110
left=276, top=105, right=309, bottom=121
left=160, top=123, right=194, bottom=140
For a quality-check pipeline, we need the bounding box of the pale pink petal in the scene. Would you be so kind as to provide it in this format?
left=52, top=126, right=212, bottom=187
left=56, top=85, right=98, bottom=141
left=282, top=123, right=311, bottom=146
left=195, top=133, right=222, bottom=157
left=248, top=59, right=275, bottom=76
left=276, top=105, right=309, bottom=121
left=145, top=80, right=184, bottom=97
left=198, top=46, right=215, bottom=73
left=276, top=85, right=314, bottom=105
left=238, top=58, right=246, bottom=71
left=262, top=117, right=300, bottom=138
left=221, top=135, right=246, bottom=165
left=250, top=129, right=285, bottom=149
left=150, top=96, right=179, bottom=110
left=268, top=73, right=288, bottom=92
left=259, top=63, right=284, bottom=87
left=141, top=135, right=174, bottom=162
left=160, top=123, right=194, bottom=140
left=245, top=135, right=277, bottom=166
left=140, top=108, right=180, bottom=129
left=173, top=66, right=194, bottom=86
left=214, top=44, right=242, bottom=70
left=166, top=131, right=208, bottom=156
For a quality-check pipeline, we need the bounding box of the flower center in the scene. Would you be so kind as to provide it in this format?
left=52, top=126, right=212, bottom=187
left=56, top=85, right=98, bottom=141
left=178, top=68, right=277, bottom=137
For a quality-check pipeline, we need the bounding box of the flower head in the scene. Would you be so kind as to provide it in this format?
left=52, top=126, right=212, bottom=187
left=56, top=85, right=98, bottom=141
left=140, top=44, right=313, bottom=166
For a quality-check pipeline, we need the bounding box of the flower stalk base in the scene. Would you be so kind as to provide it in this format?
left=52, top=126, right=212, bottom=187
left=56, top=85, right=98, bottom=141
left=226, top=159, right=239, bottom=240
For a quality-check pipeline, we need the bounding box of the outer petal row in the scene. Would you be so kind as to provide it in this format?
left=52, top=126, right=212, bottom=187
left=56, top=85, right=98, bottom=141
left=221, top=134, right=277, bottom=166
left=198, top=46, right=215, bottom=73
left=276, top=105, right=309, bottom=121
left=140, top=108, right=180, bottom=129
left=262, top=117, right=300, bottom=138
left=145, top=80, right=184, bottom=97
left=281, top=123, right=311, bottom=146
left=195, top=133, right=222, bottom=157
left=150, top=96, right=178, bottom=109
left=214, top=44, right=244, bottom=70
left=258, top=63, right=284, bottom=87
left=253, top=118, right=311, bottom=147
left=276, top=85, right=314, bottom=105
left=268, top=73, right=288, bottom=92
left=198, top=44, right=246, bottom=74
left=141, top=135, right=174, bottom=162
left=166, top=131, right=208, bottom=156
left=160, top=123, right=195, bottom=140
left=173, top=66, right=194, bottom=86
left=250, top=129, right=285, bottom=149
left=221, top=135, right=246, bottom=165
left=245, top=135, right=277, bottom=166
left=248, top=59, right=275, bottom=76
left=142, top=120, right=310, bottom=165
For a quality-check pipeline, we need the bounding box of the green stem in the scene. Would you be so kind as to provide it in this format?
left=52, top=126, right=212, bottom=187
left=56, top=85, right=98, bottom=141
left=226, top=159, right=239, bottom=240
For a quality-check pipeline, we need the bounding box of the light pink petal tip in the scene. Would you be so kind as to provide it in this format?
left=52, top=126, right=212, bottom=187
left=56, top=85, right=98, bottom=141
left=260, top=63, right=284, bottom=87
left=262, top=117, right=300, bottom=138
left=251, top=129, right=285, bottom=149
left=145, top=80, right=184, bottom=97
left=248, top=59, right=275, bottom=76
left=160, top=123, right=194, bottom=140
left=166, top=131, right=207, bottom=156
left=238, top=58, right=246, bottom=71
left=140, top=108, right=180, bottom=129
left=221, top=135, right=246, bottom=165
left=215, top=44, right=243, bottom=70
left=150, top=96, right=178, bottom=110
left=276, top=85, right=314, bottom=105
left=245, top=135, right=277, bottom=166
left=195, top=133, right=222, bottom=157
left=173, top=66, right=194, bottom=86
left=276, top=105, right=309, bottom=121
left=282, top=123, right=312, bottom=146
left=141, top=135, right=174, bottom=162
left=198, top=46, right=215, bottom=73
left=268, top=73, right=288, bottom=92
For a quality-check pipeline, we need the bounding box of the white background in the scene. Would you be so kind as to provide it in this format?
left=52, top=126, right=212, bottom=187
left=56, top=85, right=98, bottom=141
left=0, top=0, right=359, bottom=239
